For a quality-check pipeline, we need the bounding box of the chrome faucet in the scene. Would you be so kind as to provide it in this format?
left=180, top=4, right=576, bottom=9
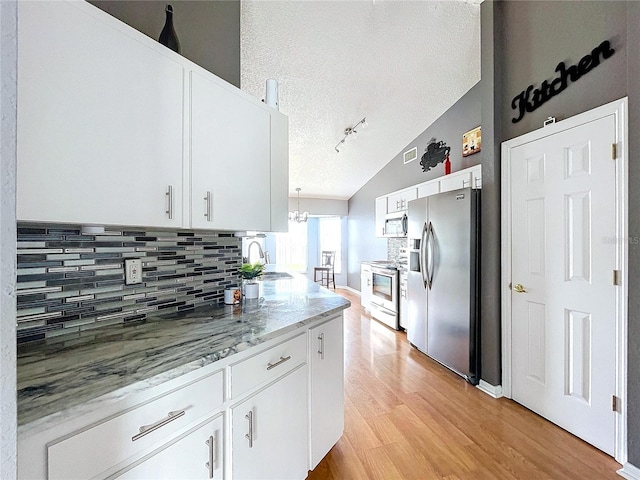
left=247, top=240, right=268, bottom=264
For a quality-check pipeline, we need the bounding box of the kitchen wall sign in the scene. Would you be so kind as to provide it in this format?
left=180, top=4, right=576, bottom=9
left=511, top=40, right=615, bottom=123
left=420, top=138, right=450, bottom=172
left=462, top=126, right=481, bottom=157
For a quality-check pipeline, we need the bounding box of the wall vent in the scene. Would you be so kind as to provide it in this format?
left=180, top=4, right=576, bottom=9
left=403, top=147, right=417, bottom=165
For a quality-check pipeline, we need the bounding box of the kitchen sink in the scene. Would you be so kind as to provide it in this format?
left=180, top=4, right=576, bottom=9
left=261, top=272, right=293, bottom=280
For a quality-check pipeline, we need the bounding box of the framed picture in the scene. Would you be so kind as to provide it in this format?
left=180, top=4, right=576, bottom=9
left=462, top=126, right=481, bottom=157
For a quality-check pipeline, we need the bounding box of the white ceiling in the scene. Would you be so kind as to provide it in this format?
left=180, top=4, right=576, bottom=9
left=241, top=0, right=481, bottom=200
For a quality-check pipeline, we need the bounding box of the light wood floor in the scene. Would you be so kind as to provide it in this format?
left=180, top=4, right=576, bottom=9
left=308, top=289, right=620, bottom=480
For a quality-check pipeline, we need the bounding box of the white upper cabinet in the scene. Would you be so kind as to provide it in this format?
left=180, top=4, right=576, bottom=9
left=387, top=188, right=417, bottom=214
left=17, top=1, right=288, bottom=232
left=375, top=197, right=387, bottom=238
left=17, top=1, right=184, bottom=228
left=438, top=165, right=482, bottom=193
left=269, top=112, right=290, bottom=232
left=190, top=71, right=270, bottom=231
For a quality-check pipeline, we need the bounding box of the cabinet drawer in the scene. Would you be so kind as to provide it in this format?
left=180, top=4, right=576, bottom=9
left=48, top=370, right=224, bottom=480
left=230, top=333, right=307, bottom=399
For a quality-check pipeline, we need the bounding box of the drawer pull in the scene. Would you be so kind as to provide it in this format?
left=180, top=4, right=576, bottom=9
left=245, top=411, right=254, bottom=448
left=205, top=435, right=215, bottom=478
left=266, top=355, right=291, bottom=371
left=131, top=410, right=185, bottom=442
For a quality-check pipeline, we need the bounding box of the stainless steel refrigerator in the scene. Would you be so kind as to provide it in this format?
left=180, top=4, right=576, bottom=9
left=407, top=187, right=480, bottom=384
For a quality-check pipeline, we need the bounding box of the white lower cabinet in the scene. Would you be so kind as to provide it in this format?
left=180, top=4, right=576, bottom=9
left=309, top=316, right=344, bottom=469
left=231, top=366, right=309, bottom=480
left=48, top=370, right=224, bottom=480
left=22, top=314, right=346, bottom=480
left=114, top=414, right=224, bottom=480
left=360, top=263, right=372, bottom=311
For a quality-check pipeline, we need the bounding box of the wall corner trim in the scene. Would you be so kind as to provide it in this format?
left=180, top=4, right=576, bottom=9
left=477, top=380, right=503, bottom=398
left=617, top=463, right=640, bottom=479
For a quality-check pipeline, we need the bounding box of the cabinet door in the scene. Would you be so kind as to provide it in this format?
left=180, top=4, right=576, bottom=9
left=309, top=316, right=344, bottom=469
left=439, top=166, right=482, bottom=193
left=190, top=71, right=271, bottom=231
left=387, top=188, right=417, bottom=213
left=269, top=111, right=289, bottom=232
left=17, top=1, right=184, bottom=227
left=231, top=366, right=308, bottom=480
left=418, top=181, right=440, bottom=198
left=115, top=414, right=224, bottom=480
left=375, top=197, right=387, bottom=237
left=360, top=266, right=372, bottom=310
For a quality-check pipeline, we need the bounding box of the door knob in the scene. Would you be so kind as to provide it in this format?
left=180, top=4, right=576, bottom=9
left=513, top=283, right=527, bottom=293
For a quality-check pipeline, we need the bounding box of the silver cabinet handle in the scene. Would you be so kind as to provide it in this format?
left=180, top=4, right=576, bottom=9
left=204, top=191, right=212, bottom=221
left=165, top=185, right=173, bottom=219
left=266, top=355, right=291, bottom=371
left=245, top=411, right=254, bottom=448
left=318, top=333, right=325, bottom=360
left=132, top=410, right=185, bottom=441
left=205, top=435, right=215, bottom=479
left=463, top=178, right=471, bottom=188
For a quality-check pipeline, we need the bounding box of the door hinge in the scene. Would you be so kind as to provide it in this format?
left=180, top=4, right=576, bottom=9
left=612, top=395, right=621, bottom=413
left=612, top=143, right=617, bottom=160
left=613, top=269, right=621, bottom=286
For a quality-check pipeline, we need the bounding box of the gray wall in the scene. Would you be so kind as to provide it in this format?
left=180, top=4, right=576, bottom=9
left=495, top=0, right=639, bottom=465
left=89, top=0, right=240, bottom=88
left=346, top=81, right=482, bottom=279
left=0, top=1, right=17, bottom=477
left=348, top=4, right=640, bottom=462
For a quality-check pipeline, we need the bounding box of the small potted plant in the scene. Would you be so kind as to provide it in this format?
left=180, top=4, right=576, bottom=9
left=239, top=262, right=264, bottom=299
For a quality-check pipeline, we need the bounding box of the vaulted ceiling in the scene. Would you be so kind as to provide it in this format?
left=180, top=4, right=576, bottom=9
left=240, top=0, right=482, bottom=200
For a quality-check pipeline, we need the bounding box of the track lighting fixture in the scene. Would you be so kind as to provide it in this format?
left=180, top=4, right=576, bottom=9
left=335, top=117, right=367, bottom=153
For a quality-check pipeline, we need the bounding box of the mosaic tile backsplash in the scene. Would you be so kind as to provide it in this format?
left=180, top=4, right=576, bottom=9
left=16, top=224, right=242, bottom=343
left=387, top=237, right=408, bottom=265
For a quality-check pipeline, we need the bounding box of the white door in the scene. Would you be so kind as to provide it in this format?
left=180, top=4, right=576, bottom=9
left=509, top=114, right=618, bottom=455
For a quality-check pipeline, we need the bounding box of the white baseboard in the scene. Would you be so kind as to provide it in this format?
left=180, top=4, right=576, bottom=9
left=618, top=463, right=640, bottom=479
left=476, top=380, right=503, bottom=398
left=339, top=285, right=360, bottom=295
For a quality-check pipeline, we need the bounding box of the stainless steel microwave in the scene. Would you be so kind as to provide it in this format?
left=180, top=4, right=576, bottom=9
left=383, top=212, right=408, bottom=237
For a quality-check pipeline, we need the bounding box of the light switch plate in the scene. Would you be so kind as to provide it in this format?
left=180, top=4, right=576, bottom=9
left=125, top=258, right=143, bottom=285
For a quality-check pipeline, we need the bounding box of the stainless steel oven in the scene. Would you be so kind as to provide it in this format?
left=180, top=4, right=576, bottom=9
left=370, top=265, right=399, bottom=330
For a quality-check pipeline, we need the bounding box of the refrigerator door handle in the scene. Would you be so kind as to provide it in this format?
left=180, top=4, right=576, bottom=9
left=420, top=222, right=429, bottom=288
left=425, top=221, right=435, bottom=290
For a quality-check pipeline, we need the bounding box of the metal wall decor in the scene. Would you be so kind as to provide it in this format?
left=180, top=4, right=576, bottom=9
left=420, top=138, right=451, bottom=172
left=511, top=40, right=615, bottom=124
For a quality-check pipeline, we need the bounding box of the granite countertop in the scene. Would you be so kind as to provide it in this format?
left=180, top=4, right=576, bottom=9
left=17, top=275, right=350, bottom=432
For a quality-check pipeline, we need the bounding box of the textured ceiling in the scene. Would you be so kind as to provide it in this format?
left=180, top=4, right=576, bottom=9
left=241, top=0, right=481, bottom=200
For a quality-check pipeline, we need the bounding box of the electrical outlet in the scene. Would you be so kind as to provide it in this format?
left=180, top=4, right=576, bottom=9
left=125, top=258, right=143, bottom=285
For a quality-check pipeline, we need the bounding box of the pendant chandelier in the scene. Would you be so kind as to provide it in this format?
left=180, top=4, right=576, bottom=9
left=289, top=188, right=309, bottom=223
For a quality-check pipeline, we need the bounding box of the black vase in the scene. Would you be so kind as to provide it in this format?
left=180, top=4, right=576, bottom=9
left=158, top=4, right=180, bottom=54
